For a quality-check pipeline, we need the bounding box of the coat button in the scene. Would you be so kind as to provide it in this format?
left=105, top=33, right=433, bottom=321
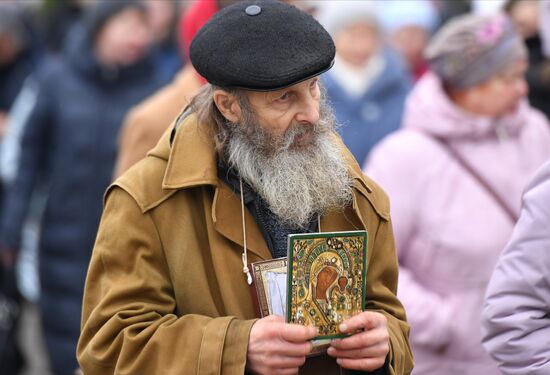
left=245, top=5, right=261, bottom=16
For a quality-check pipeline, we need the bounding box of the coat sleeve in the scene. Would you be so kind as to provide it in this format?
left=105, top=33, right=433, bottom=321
left=364, top=215, right=414, bottom=375
left=481, top=162, right=550, bottom=375
left=353, top=172, right=414, bottom=375
left=77, top=187, right=256, bottom=375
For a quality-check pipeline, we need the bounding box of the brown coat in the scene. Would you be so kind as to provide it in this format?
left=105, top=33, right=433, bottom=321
left=113, top=63, right=203, bottom=177
left=78, top=114, right=413, bottom=374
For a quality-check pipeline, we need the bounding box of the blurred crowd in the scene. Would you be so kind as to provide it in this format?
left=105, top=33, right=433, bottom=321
left=0, top=1, right=549, bottom=375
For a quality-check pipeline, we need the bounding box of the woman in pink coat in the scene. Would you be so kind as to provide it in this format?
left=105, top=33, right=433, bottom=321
left=482, top=159, right=550, bottom=375
left=364, top=14, right=550, bottom=375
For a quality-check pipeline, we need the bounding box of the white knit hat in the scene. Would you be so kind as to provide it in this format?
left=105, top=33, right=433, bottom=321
left=377, top=0, right=439, bottom=34
left=316, top=0, right=380, bottom=36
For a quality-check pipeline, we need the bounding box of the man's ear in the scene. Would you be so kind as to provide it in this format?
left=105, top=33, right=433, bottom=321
left=213, top=89, right=242, bottom=123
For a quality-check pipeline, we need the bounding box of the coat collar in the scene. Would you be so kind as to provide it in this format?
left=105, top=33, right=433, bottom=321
left=151, top=114, right=376, bottom=260
left=161, top=114, right=219, bottom=189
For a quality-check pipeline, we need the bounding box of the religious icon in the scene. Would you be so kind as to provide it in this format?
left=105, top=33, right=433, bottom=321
left=249, top=230, right=367, bottom=356
left=287, top=231, right=367, bottom=339
left=251, top=258, right=288, bottom=318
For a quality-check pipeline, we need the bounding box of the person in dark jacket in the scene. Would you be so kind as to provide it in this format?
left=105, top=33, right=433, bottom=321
left=0, top=2, right=160, bottom=374
left=317, top=1, right=412, bottom=166
left=0, top=4, right=35, bottom=137
left=0, top=8, right=37, bottom=372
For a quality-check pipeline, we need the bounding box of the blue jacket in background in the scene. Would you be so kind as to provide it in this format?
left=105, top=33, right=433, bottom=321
left=322, top=48, right=412, bottom=166
left=0, top=49, right=35, bottom=113
left=0, top=23, right=161, bottom=375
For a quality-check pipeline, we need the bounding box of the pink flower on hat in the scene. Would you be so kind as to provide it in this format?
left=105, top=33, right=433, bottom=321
left=476, top=16, right=504, bottom=45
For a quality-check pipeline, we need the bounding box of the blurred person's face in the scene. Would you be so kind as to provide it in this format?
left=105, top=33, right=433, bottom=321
left=508, top=0, right=539, bottom=39
left=465, top=59, right=528, bottom=117
left=334, top=22, right=379, bottom=68
left=390, top=25, right=429, bottom=70
left=95, top=7, right=152, bottom=67
left=0, top=33, right=19, bottom=66
left=146, top=0, right=175, bottom=43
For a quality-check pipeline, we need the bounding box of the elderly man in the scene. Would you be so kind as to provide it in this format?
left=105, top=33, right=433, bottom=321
left=77, top=1, right=413, bottom=374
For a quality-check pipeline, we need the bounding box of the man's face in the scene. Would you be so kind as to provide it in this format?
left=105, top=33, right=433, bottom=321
left=334, top=22, right=379, bottom=68
left=95, top=8, right=152, bottom=67
left=223, top=78, right=353, bottom=229
left=242, top=77, right=322, bottom=151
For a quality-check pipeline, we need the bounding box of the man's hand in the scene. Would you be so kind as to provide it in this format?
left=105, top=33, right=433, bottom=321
left=246, top=315, right=317, bottom=375
left=327, top=311, right=390, bottom=371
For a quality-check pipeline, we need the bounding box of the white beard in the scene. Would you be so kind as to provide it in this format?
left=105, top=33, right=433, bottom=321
left=226, top=103, right=353, bottom=229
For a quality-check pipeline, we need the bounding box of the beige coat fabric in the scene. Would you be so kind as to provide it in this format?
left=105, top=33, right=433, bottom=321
left=113, top=63, right=203, bottom=177
left=78, top=114, right=413, bottom=375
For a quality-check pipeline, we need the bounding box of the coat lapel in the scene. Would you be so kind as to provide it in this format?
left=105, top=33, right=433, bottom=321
left=161, top=115, right=271, bottom=261
left=213, top=181, right=272, bottom=261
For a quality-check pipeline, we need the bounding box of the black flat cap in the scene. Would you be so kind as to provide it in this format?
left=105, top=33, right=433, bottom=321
left=189, top=0, right=335, bottom=91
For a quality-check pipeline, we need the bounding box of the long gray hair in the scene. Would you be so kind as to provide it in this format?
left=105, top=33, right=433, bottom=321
left=187, top=84, right=253, bottom=155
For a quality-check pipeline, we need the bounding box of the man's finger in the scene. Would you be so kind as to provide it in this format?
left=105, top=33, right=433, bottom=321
left=327, top=342, right=389, bottom=359
left=273, top=341, right=313, bottom=357
left=339, top=311, right=386, bottom=333
left=330, top=328, right=389, bottom=350
left=280, top=323, right=318, bottom=343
